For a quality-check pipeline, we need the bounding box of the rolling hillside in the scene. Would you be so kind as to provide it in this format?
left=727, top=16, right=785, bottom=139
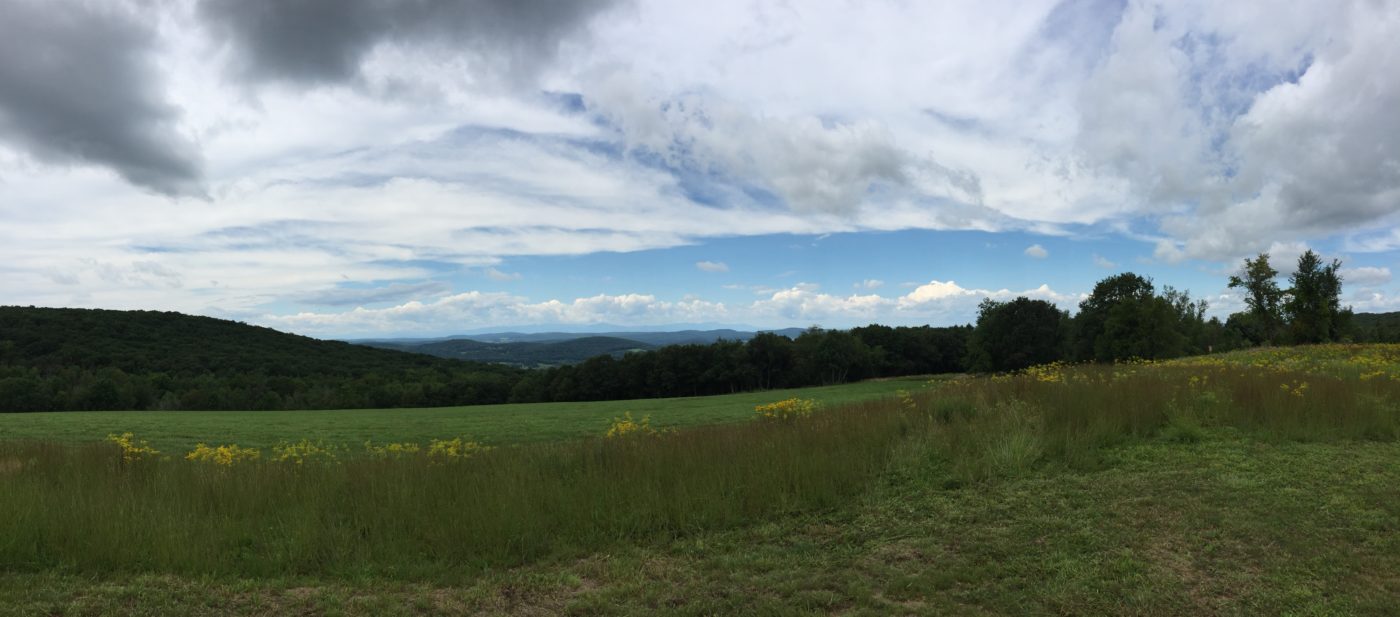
left=0, top=307, right=481, bottom=375
left=1351, top=311, right=1400, bottom=342
left=0, top=306, right=523, bottom=411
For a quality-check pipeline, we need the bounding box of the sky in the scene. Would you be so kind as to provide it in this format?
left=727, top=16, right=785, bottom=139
left=1, top=0, right=1398, bottom=339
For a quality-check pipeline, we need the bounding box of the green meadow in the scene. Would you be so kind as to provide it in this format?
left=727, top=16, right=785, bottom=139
left=0, top=377, right=931, bottom=452
left=3, top=346, right=1400, bottom=615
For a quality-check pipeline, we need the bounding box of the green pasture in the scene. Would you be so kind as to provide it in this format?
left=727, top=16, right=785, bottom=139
left=0, top=376, right=934, bottom=451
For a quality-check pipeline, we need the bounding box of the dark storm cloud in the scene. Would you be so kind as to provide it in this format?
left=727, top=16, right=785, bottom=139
left=0, top=1, right=205, bottom=197
left=199, top=0, right=622, bottom=86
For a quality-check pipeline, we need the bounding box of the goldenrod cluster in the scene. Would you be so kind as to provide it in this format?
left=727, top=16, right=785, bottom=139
left=105, top=432, right=160, bottom=462
left=754, top=397, right=817, bottom=422
left=426, top=437, right=492, bottom=459
left=1023, top=362, right=1068, bottom=383
left=103, top=433, right=497, bottom=466
left=1168, top=343, right=1400, bottom=380
left=604, top=412, right=660, bottom=438
left=271, top=439, right=338, bottom=464
left=363, top=441, right=422, bottom=459
left=1280, top=381, right=1310, bottom=398
left=185, top=443, right=261, bottom=465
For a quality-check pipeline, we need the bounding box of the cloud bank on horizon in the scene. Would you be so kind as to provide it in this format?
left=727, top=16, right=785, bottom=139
left=1, top=0, right=1398, bottom=337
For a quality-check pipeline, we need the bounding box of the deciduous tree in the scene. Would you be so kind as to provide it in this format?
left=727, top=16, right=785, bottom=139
left=1228, top=253, right=1285, bottom=344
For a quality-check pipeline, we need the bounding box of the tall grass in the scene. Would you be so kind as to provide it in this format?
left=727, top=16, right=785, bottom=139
left=2, top=356, right=1398, bottom=580
left=916, top=363, right=1400, bottom=483
left=0, top=399, right=921, bottom=579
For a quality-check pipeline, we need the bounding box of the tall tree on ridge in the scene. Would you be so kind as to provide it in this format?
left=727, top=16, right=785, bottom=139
left=1227, top=253, right=1285, bottom=344
left=1285, top=250, right=1346, bottom=344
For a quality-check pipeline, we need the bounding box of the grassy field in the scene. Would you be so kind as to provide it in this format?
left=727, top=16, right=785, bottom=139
left=3, top=345, right=1400, bottom=615
left=0, top=376, right=931, bottom=451
left=5, top=433, right=1395, bottom=615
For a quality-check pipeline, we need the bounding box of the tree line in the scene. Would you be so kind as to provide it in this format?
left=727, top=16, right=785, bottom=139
left=507, top=324, right=969, bottom=403
left=0, top=307, right=969, bottom=412
left=0, top=250, right=1382, bottom=411
left=966, top=250, right=1357, bottom=372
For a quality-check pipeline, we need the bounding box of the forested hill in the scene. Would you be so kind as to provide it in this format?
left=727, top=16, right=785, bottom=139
left=0, top=306, right=524, bottom=412
left=0, top=307, right=975, bottom=412
left=2, top=306, right=471, bottom=375
left=1351, top=311, right=1400, bottom=343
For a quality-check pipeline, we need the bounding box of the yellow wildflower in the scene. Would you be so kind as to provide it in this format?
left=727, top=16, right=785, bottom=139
left=364, top=440, right=422, bottom=459
left=426, top=437, right=492, bottom=459
left=106, top=432, right=160, bottom=463
left=754, top=398, right=817, bottom=422
left=605, top=412, right=661, bottom=438
left=185, top=443, right=261, bottom=465
left=271, top=439, right=338, bottom=464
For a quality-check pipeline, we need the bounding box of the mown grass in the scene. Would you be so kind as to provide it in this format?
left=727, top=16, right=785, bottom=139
left=3, top=346, right=1400, bottom=614
left=0, top=377, right=931, bottom=452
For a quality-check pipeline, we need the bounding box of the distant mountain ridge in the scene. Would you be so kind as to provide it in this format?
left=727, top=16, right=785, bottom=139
left=364, top=336, right=656, bottom=367
left=460, top=328, right=807, bottom=346
left=356, top=328, right=808, bottom=367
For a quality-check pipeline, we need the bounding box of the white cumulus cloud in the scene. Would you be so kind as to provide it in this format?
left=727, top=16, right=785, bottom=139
left=1341, top=266, right=1392, bottom=287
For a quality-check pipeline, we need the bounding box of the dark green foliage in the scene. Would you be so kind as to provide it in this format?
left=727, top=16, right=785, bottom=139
left=1351, top=311, right=1400, bottom=343
left=1225, top=311, right=1269, bottom=346
left=966, top=297, right=1065, bottom=372
left=962, top=271, right=1251, bottom=373
left=1284, top=250, right=1345, bottom=344
left=850, top=323, right=970, bottom=376
left=515, top=326, right=968, bottom=403
left=1069, top=275, right=1223, bottom=363
left=794, top=328, right=875, bottom=385
left=0, top=307, right=972, bottom=411
left=1226, top=250, right=1351, bottom=346
left=1093, top=294, right=1187, bottom=360
left=0, top=307, right=524, bottom=412
left=1072, top=273, right=1156, bottom=362
left=1228, top=252, right=1286, bottom=344
left=745, top=331, right=797, bottom=390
